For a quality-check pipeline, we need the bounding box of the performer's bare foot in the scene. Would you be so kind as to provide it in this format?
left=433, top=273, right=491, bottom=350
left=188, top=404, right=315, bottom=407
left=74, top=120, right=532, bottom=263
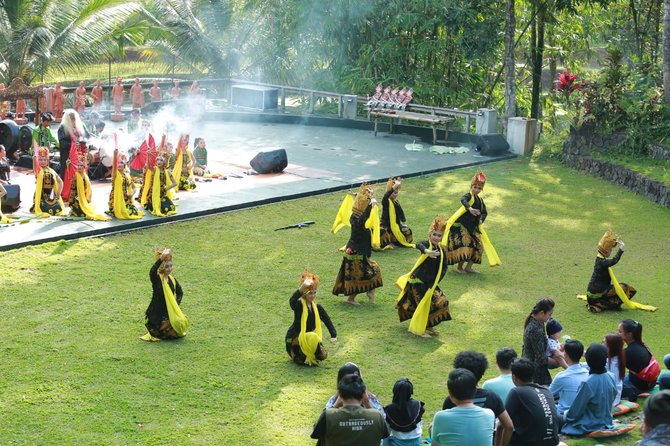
left=426, top=327, right=439, bottom=335
left=345, top=295, right=360, bottom=306
left=456, top=262, right=466, bottom=274
left=366, top=290, right=375, bottom=304
left=465, top=268, right=480, bottom=274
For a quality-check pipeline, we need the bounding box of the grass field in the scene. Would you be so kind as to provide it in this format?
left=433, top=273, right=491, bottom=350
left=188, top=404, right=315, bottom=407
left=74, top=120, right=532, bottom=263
left=1, top=158, right=668, bottom=445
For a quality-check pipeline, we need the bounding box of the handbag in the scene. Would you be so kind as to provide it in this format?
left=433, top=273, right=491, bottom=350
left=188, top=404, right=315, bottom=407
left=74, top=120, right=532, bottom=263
left=631, top=356, right=661, bottom=384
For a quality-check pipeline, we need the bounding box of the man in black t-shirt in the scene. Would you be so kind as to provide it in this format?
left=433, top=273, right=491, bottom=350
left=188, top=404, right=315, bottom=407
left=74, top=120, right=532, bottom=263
left=311, top=373, right=388, bottom=446
left=442, top=351, right=513, bottom=446
left=506, top=358, right=561, bottom=446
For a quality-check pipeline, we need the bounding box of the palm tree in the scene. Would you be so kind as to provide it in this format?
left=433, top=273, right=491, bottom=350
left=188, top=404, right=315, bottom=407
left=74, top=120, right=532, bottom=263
left=0, top=0, right=140, bottom=84
left=138, top=0, right=244, bottom=78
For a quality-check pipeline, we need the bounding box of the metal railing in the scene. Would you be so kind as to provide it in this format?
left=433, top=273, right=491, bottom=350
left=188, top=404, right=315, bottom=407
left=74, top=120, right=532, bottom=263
left=221, top=78, right=479, bottom=133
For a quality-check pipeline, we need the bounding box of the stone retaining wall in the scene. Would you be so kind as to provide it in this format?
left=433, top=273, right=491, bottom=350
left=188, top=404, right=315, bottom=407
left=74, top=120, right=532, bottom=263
left=649, top=144, right=670, bottom=161
left=563, top=133, right=670, bottom=208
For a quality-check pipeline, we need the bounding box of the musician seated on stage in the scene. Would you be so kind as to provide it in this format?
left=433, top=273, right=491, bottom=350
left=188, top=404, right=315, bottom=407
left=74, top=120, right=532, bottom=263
left=0, top=145, right=11, bottom=183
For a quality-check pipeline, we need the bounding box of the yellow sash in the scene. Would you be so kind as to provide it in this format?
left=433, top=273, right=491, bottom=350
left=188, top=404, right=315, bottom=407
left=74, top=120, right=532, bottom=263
left=608, top=267, right=657, bottom=311
left=0, top=210, right=13, bottom=223
left=298, top=298, right=322, bottom=365
left=161, top=274, right=189, bottom=336
left=140, top=169, right=153, bottom=207
left=34, top=167, right=64, bottom=217
left=332, top=193, right=379, bottom=250
left=148, top=167, right=166, bottom=216
left=440, top=194, right=500, bottom=267
left=171, top=149, right=183, bottom=192
left=331, top=194, right=354, bottom=234
left=366, top=206, right=381, bottom=249
left=112, top=173, right=144, bottom=220
left=388, top=200, right=415, bottom=248
left=395, top=242, right=444, bottom=335
left=75, top=173, right=110, bottom=221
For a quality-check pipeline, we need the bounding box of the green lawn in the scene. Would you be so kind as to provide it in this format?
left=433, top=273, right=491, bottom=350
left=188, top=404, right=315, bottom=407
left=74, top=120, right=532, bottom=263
left=1, top=158, right=667, bottom=445
left=591, top=150, right=670, bottom=187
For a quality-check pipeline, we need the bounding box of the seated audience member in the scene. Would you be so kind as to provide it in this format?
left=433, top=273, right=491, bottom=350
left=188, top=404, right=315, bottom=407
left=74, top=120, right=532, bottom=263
left=432, top=368, right=495, bottom=446
left=311, top=373, right=389, bottom=445
left=658, top=354, right=670, bottom=391
left=550, top=339, right=589, bottom=417
left=562, top=343, right=617, bottom=435
left=442, top=351, right=513, bottom=446
left=619, top=319, right=659, bottom=400
left=546, top=318, right=569, bottom=369
left=0, top=145, right=10, bottom=183
left=383, top=378, right=424, bottom=446
left=604, top=333, right=626, bottom=406
left=483, top=347, right=518, bottom=403
left=326, top=362, right=384, bottom=417
left=506, top=358, right=562, bottom=446
left=639, top=390, right=670, bottom=446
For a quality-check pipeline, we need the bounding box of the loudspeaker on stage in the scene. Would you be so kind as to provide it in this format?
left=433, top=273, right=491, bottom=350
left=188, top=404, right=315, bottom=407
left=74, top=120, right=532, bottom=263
left=476, top=134, right=510, bottom=156
left=250, top=149, right=288, bottom=174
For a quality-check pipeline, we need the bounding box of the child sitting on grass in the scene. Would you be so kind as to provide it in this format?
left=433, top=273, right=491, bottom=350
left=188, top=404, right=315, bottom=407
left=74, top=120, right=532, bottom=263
left=547, top=318, right=569, bottom=369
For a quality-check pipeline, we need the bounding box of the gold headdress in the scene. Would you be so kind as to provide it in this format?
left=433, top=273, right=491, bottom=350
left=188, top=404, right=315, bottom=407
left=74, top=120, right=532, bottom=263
left=300, top=271, right=320, bottom=291
left=352, top=182, right=373, bottom=214
left=37, top=146, right=50, bottom=159
left=156, top=146, right=169, bottom=163
left=471, top=170, right=486, bottom=187
left=597, top=230, right=618, bottom=256
left=386, top=176, right=399, bottom=192
left=430, top=215, right=447, bottom=233
left=155, top=248, right=173, bottom=273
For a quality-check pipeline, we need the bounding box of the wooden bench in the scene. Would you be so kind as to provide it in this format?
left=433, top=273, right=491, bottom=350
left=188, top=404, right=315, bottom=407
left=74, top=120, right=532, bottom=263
left=370, top=110, right=454, bottom=144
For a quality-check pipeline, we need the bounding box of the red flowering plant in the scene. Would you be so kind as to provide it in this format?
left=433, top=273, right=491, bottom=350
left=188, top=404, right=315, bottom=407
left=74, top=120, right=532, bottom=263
left=554, top=69, right=583, bottom=101
left=553, top=69, right=590, bottom=131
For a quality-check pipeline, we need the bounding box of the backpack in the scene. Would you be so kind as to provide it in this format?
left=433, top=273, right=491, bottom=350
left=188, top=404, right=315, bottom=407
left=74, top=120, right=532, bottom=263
left=631, top=356, right=661, bottom=384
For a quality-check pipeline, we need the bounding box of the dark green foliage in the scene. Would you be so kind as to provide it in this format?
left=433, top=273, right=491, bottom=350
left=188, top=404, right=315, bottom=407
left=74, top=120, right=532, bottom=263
left=582, top=46, right=668, bottom=154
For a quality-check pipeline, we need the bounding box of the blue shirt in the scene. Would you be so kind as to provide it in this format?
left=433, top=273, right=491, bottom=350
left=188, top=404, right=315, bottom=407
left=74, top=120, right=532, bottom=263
left=482, top=374, right=515, bottom=404
left=431, top=406, right=494, bottom=446
left=549, top=364, right=589, bottom=415
left=562, top=372, right=617, bottom=435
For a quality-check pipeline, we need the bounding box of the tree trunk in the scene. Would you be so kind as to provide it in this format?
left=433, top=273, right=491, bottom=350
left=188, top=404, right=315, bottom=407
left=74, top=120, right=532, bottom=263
left=504, top=0, right=516, bottom=131
left=665, top=0, right=670, bottom=103
left=629, top=0, right=643, bottom=60
left=530, top=3, right=545, bottom=120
